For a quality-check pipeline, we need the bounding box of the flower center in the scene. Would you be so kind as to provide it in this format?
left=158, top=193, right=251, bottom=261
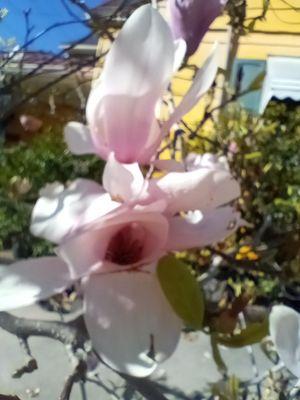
left=105, top=223, right=146, bottom=266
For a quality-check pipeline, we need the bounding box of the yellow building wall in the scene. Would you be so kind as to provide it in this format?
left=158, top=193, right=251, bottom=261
left=169, top=0, right=300, bottom=125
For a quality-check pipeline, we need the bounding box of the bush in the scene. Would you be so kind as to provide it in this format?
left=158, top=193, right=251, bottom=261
left=187, top=101, right=300, bottom=308
left=0, top=127, right=104, bottom=257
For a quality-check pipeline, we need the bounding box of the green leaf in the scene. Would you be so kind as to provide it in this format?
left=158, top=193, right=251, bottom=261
left=216, top=318, right=269, bottom=348
left=228, top=375, right=240, bottom=400
left=244, top=151, right=262, bottom=160
left=210, top=334, right=227, bottom=374
left=247, top=71, right=265, bottom=91
left=157, top=255, right=204, bottom=329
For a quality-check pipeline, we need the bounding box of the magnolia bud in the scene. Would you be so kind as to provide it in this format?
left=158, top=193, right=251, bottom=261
left=169, top=0, right=227, bottom=57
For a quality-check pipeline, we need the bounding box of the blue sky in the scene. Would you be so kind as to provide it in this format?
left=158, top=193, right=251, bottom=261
left=0, top=0, right=107, bottom=52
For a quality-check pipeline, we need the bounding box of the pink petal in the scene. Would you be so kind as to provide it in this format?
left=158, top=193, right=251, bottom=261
left=147, top=167, right=240, bottom=215
left=57, top=207, right=169, bottom=279
left=103, top=153, right=145, bottom=203
left=168, top=0, right=226, bottom=56
left=83, top=270, right=182, bottom=377
left=0, top=257, right=71, bottom=311
left=137, top=120, right=164, bottom=165
left=166, top=207, right=244, bottom=251
left=86, top=5, right=175, bottom=163
left=64, top=122, right=98, bottom=156
left=31, top=179, right=119, bottom=243
left=162, top=43, right=219, bottom=134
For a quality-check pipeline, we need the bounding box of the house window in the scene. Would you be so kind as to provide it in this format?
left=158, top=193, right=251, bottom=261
left=259, top=56, right=300, bottom=113
left=230, top=59, right=266, bottom=113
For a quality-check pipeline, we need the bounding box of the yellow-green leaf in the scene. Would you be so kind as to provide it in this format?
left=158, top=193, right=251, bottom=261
left=216, top=318, right=269, bottom=348
left=244, top=151, right=262, bottom=160
left=247, top=71, right=265, bottom=91
left=210, top=334, right=228, bottom=374
left=157, top=255, right=204, bottom=329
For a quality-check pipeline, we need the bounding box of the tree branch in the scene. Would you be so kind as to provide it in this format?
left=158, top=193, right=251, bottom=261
left=0, top=312, right=87, bottom=349
left=12, top=337, right=37, bottom=379
left=59, top=359, right=87, bottom=400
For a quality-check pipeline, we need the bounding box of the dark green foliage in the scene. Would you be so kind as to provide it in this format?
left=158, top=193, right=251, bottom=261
left=0, top=127, right=104, bottom=257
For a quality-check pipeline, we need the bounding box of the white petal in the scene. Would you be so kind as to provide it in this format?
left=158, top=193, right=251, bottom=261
left=185, top=152, right=229, bottom=172
left=166, top=207, right=244, bottom=251
left=103, top=153, right=145, bottom=203
left=154, top=159, right=185, bottom=172
left=270, top=305, right=300, bottom=378
left=86, top=5, right=175, bottom=163
left=173, top=39, right=187, bottom=72
left=163, top=43, right=219, bottom=133
left=31, top=179, right=119, bottom=243
left=0, top=257, right=71, bottom=311
left=148, top=167, right=240, bottom=214
left=83, top=271, right=182, bottom=377
left=64, top=122, right=97, bottom=155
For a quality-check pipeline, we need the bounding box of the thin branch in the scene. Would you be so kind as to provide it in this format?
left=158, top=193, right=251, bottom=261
left=119, top=374, right=170, bottom=400
left=189, top=88, right=254, bottom=140
left=0, top=30, right=95, bottom=95
left=12, top=337, right=38, bottom=378
left=68, top=0, right=95, bottom=17
left=0, top=312, right=87, bottom=349
left=0, top=311, right=170, bottom=400
left=61, top=0, right=83, bottom=22
left=0, top=20, right=88, bottom=70
left=19, top=8, right=35, bottom=73
left=59, top=359, right=87, bottom=400
left=208, top=247, right=279, bottom=277
left=1, top=53, right=102, bottom=123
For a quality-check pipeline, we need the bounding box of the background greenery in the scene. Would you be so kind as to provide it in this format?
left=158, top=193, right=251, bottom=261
left=0, top=126, right=104, bottom=257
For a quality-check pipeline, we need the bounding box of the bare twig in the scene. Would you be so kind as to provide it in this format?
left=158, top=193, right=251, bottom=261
left=59, top=359, right=87, bottom=400
left=12, top=337, right=37, bottom=378
left=0, top=53, right=101, bottom=123
left=0, top=20, right=88, bottom=70
left=19, top=8, right=35, bottom=72
left=208, top=247, right=279, bottom=277
left=119, top=374, right=170, bottom=400
left=61, top=0, right=83, bottom=22
left=0, top=312, right=87, bottom=349
left=0, top=30, right=95, bottom=95
left=189, top=88, right=253, bottom=140
left=0, top=311, right=170, bottom=400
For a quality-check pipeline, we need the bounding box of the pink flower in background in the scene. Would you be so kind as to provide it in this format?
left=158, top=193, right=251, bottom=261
left=0, top=151, right=243, bottom=376
left=64, top=5, right=220, bottom=164
left=169, top=0, right=228, bottom=57
left=19, top=114, right=43, bottom=132
left=228, top=141, right=239, bottom=154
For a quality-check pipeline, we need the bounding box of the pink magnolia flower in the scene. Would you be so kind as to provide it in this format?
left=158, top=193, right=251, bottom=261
left=64, top=5, right=220, bottom=164
left=0, top=152, right=243, bottom=377
left=168, top=0, right=228, bottom=57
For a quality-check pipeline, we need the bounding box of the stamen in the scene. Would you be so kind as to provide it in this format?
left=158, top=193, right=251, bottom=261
left=105, top=223, right=145, bottom=265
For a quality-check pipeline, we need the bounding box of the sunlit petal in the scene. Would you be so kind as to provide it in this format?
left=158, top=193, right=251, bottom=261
left=0, top=257, right=71, bottom=311
left=83, top=270, right=182, bottom=377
